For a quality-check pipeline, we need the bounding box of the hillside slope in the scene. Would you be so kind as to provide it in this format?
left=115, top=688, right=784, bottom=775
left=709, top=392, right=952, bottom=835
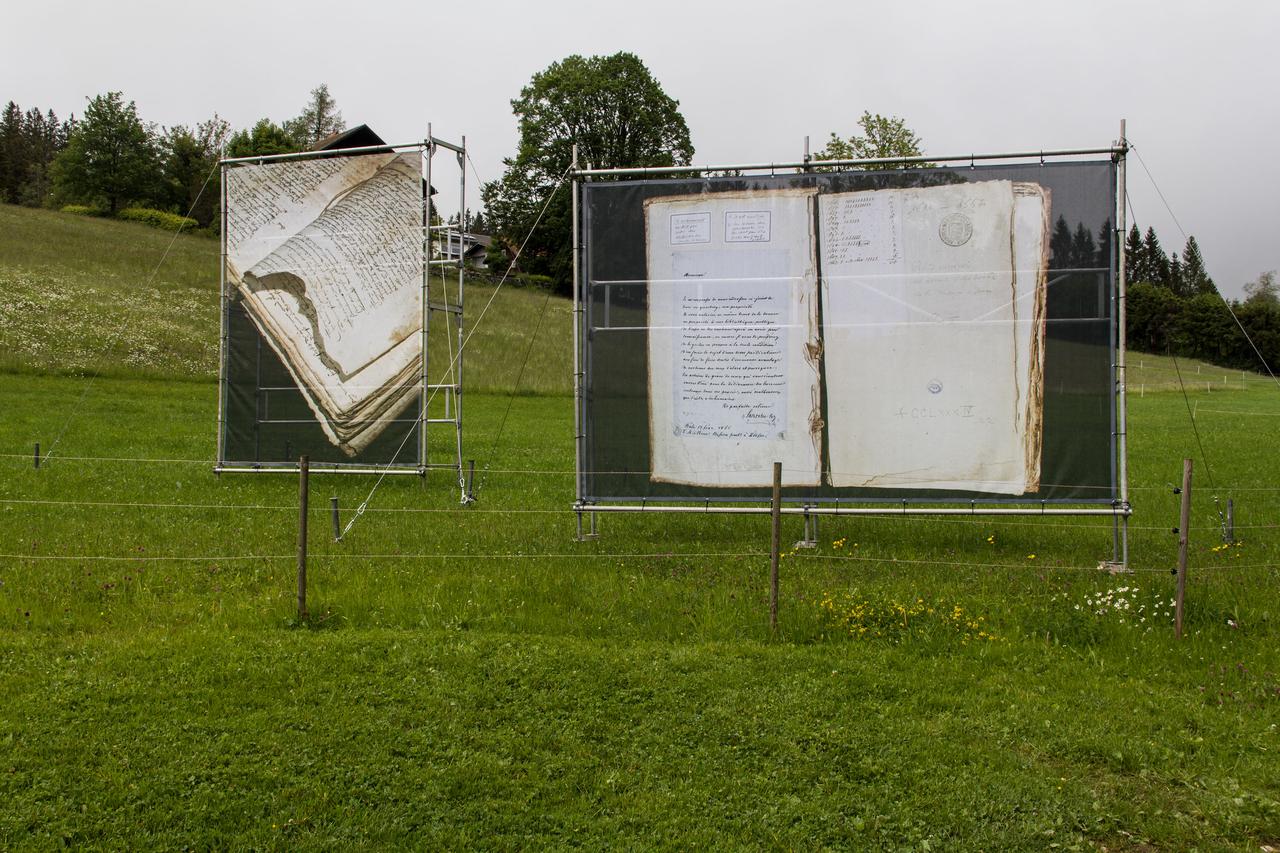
left=0, top=204, right=573, bottom=392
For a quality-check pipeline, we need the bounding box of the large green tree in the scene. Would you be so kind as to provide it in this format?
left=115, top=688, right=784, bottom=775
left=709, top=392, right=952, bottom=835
left=483, top=52, right=694, bottom=291
left=284, top=84, right=344, bottom=148
left=52, top=91, right=158, bottom=214
left=162, top=115, right=230, bottom=227
left=1243, top=270, right=1278, bottom=308
left=812, top=112, right=930, bottom=168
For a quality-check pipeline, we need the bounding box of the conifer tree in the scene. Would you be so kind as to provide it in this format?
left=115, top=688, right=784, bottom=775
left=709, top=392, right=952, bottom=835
left=1143, top=226, right=1170, bottom=288
left=0, top=101, right=24, bottom=203
left=1168, top=252, right=1184, bottom=296
left=21, top=107, right=67, bottom=206
left=284, top=84, right=344, bottom=147
left=1181, top=235, right=1216, bottom=295
left=1125, top=224, right=1145, bottom=283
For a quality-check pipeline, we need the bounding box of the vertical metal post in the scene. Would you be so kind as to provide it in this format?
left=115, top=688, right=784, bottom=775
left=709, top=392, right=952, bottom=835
left=1175, top=457, right=1192, bottom=638
left=770, top=461, right=782, bottom=634
left=1115, top=119, right=1130, bottom=569
left=297, top=455, right=310, bottom=622
left=216, top=162, right=230, bottom=468
left=1225, top=498, right=1234, bottom=544
left=420, top=133, right=431, bottom=475
left=330, top=495, right=341, bottom=542
left=455, top=137, right=467, bottom=500
left=571, top=144, right=584, bottom=508
left=33, top=442, right=39, bottom=470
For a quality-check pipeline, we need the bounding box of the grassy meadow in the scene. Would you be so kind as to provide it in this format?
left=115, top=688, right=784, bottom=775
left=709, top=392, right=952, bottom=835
left=1, top=204, right=1279, bottom=849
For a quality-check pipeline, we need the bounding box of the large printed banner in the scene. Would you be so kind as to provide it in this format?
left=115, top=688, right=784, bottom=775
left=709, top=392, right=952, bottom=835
left=220, top=152, right=424, bottom=466
left=584, top=161, right=1116, bottom=502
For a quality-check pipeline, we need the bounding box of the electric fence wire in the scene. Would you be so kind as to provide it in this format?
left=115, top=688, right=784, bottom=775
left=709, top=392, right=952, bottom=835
left=38, top=157, right=222, bottom=464
left=10, top=450, right=1280, bottom=494
left=3, top=496, right=1270, bottom=535
left=339, top=162, right=575, bottom=539
left=1, top=548, right=1270, bottom=574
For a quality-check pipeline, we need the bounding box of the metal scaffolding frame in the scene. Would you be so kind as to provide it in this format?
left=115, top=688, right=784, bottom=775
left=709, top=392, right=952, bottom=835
left=570, top=127, right=1133, bottom=566
left=214, top=131, right=469, bottom=500
left=422, top=127, right=469, bottom=501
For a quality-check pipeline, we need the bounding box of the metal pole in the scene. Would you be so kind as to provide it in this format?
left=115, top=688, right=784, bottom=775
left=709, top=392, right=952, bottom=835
left=420, top=130, right=431, bottom=475
left=33, top=442, right=39, bottom=470
left=770, top=461, right=782, bottom=634
left=575, top=503, right=1129, bottom=517
left=571, top=144, right=584, bottom=508
left=330, top=495, right=341, bottom=542
left=297, top=455, right=310, bottom=622
left=1175, top=457, right=1192, bottom=639
left=216, top=162, right=229, bottom=469
left=1225, top=498, right=1234, bottom=544
left=571, top=146, right=1126, bottom=178
left=1116, top=119, right=1131, bottom=570
left=455, top=136, right=466, bottom=500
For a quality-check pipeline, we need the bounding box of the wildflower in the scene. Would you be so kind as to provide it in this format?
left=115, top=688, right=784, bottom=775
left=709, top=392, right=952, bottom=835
left=1026, top=554, right=1036, bottom=560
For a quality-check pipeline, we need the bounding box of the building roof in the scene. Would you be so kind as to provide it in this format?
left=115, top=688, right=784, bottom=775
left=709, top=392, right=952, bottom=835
left=310, top=124, right=436, bottom=195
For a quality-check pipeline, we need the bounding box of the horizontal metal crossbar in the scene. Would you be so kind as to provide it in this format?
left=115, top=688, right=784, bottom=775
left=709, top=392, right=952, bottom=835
left=572, top=146, right=1125, bottom=178
left=575, top=503, right=1131, bottom=517
left=214, top=465, right=424, bottom=476
left=220, top=142, right=425, bottom=166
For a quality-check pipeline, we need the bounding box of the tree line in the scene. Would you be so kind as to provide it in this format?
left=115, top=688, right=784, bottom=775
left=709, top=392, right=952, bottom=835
left=5, top=55, right=1275, bottom=375
left=0, top=86, right=344, bottom=228
left=1123, top=222, right=1279, bottom=372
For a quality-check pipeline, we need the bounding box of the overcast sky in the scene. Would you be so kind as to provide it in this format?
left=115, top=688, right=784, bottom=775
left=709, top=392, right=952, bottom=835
left=5, top=0, right=1277, bottom=297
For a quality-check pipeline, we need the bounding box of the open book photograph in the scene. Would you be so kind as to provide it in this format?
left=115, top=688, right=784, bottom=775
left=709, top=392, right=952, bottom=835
left=223, top=151, right=425, bottom=458
left=643, top=179, right=1051, bottom=496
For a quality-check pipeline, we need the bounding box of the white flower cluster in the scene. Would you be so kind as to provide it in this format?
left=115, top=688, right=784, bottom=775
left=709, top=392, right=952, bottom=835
left=1052, top=586, right=1176, bottom=633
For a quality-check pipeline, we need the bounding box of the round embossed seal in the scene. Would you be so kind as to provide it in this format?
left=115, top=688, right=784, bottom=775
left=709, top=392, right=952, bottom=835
left=927, top=380, right=943, bottom=395
left=938, top=212, right=973, bottom=247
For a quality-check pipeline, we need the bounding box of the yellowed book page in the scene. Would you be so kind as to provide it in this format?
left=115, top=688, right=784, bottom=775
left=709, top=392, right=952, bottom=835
left=821, top=180, right=1033, bottom=493
left=645, top=189, right=822, bottom=488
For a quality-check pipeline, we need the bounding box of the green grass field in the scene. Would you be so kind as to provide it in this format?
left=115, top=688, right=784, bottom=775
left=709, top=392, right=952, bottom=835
left=1, top=204, right=1278, bottom=849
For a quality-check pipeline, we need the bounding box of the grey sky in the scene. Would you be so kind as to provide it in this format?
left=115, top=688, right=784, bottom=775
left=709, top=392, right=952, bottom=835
left=5, top=0, right=1276, bottom=297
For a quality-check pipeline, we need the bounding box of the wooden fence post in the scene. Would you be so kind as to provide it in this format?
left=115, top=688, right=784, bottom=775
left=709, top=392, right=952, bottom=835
left=1175, top=458, right=1192, bottom=639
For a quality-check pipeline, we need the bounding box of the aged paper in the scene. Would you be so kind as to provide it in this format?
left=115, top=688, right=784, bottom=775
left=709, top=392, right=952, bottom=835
left=645, top=189, right=822, bottom=487
left=819, top=179, right=1047, bottom=493
left=225, top=152, right=424, bottom=456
